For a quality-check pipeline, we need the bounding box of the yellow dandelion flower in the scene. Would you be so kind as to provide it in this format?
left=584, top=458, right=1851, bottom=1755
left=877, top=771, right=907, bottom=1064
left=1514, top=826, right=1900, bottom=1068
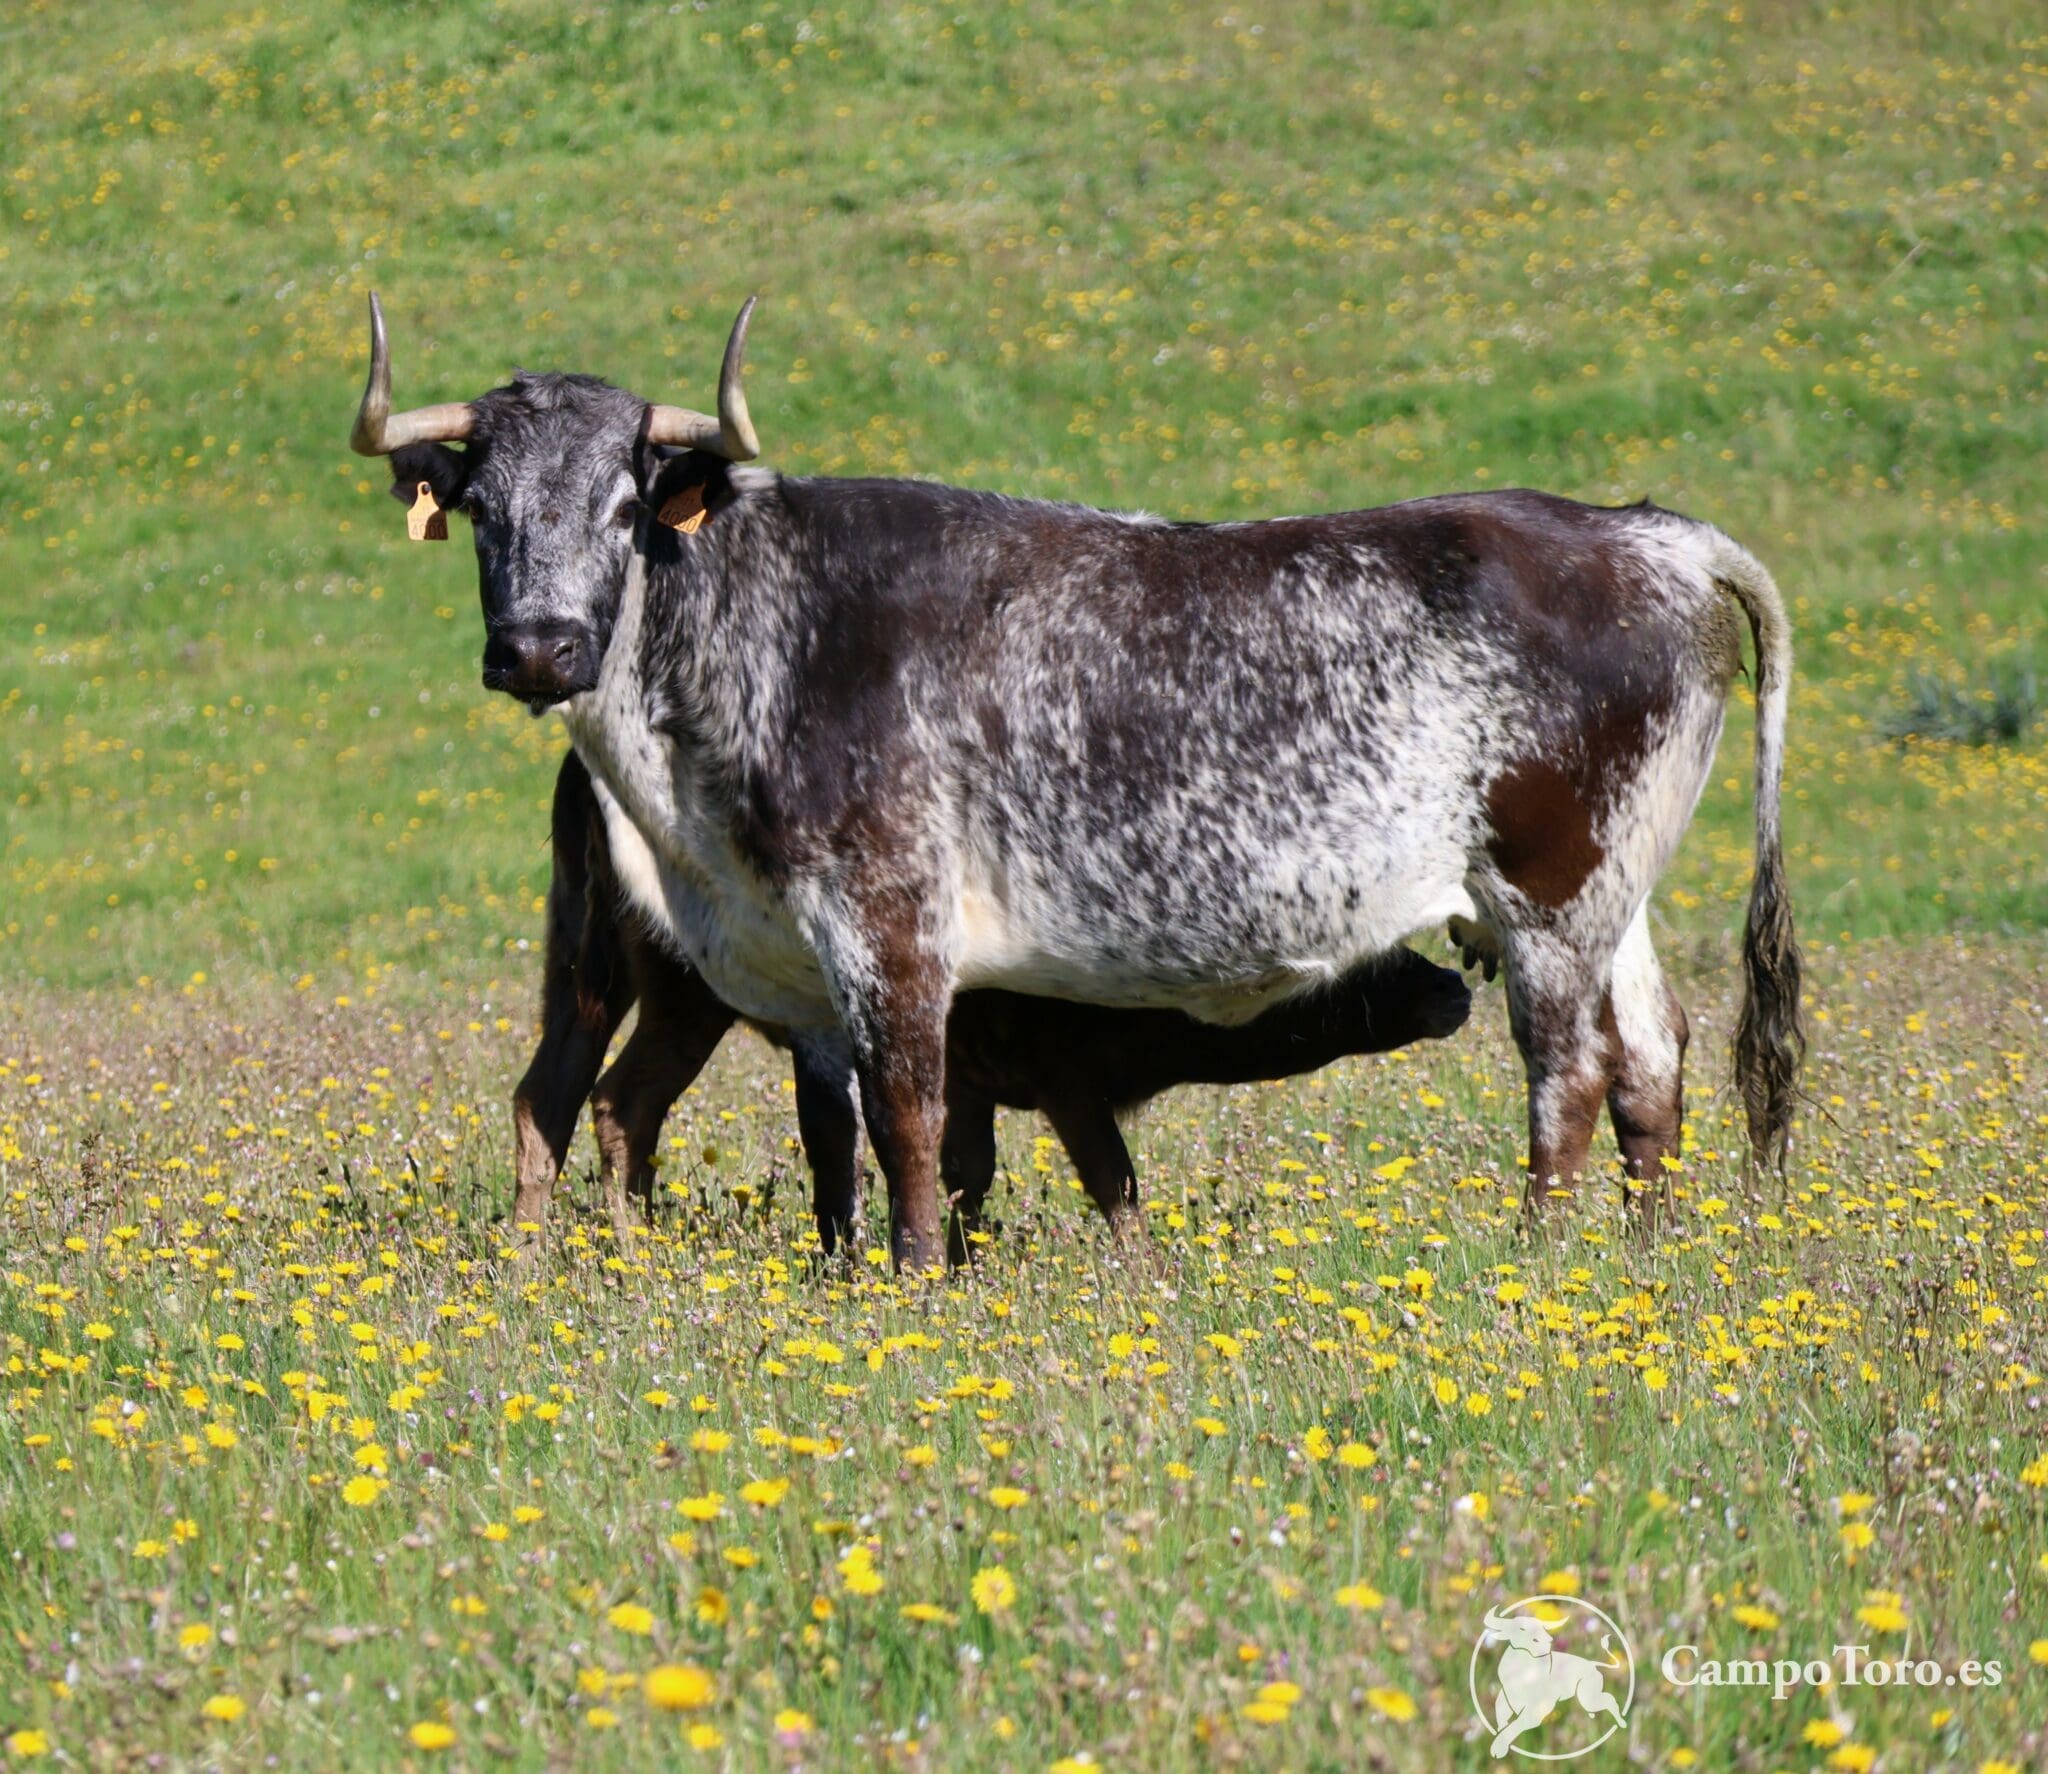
left=340, top=1475, right=386, bottom=1508
left=407, top=1721, right=456, bottom=1750
left=838, top=1543, right=885, bottom=1596
left=1336, top=1441, right=1376, bottom=1469
left=677, top=1492, right=724, bottom=1522
left=971, top=1566, right=1017, bottom=1614
left=644, top=1664, right=715, bottom=1711
left=5, top=1730, right=50, bottom=1758
left=739, top=1478, right=789, bottom=1508
left=1365, top=1686, right=1417, bottom=1722
left=987, top=1486, right=1029, bottom=1510
left=1336, top=1582, right=1384, bottom=1610
left=607, top=1602, right=656, bottom=1636
left=200, top=1695, right=245, bottom=1723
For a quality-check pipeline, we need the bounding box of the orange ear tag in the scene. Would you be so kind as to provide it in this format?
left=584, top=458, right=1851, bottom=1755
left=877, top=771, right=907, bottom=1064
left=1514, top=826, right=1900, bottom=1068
left=406, top=481, right=447, bottom=542
left=656, top=485, right=707, bottom=534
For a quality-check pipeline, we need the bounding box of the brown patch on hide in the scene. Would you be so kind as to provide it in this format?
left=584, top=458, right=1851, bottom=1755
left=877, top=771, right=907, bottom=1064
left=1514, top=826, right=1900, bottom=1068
left=1484, top=754, right=1606, bottom=908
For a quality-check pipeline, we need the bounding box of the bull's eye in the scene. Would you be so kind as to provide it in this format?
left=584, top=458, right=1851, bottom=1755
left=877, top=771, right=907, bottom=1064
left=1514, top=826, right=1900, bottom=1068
left=613, top=498, right=642, bottom=531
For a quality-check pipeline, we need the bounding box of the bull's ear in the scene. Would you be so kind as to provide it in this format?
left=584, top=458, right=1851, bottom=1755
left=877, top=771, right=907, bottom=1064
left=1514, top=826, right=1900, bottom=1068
left=385, top=442, right=469, bottom=510
left=646, top=449, right=735, bottom=521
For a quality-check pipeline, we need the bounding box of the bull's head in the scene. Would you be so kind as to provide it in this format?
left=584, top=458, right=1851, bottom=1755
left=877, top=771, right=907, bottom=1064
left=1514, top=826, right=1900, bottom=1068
left=347, top=293, right=758, bottom=709
left=1482, top=1608, right=1554, bottom=1657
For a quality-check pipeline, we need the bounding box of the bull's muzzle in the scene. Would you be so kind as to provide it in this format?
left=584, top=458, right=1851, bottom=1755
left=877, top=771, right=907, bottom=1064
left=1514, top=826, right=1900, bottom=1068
left=481, top=623, right=598, bottom=707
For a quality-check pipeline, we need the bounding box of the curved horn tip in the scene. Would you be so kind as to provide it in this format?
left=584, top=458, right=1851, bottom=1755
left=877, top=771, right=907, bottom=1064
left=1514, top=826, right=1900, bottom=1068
left=350, top=290, right=392, bottom=457
left=717, top=295, right=760, bottom=462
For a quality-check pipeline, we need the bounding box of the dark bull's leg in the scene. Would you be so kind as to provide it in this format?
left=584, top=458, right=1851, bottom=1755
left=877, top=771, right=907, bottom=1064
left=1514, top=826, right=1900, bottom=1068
left=510, top=983, right=628, bottom=1229
left=833, top=931, right=949, bottom=1275
left=941, top=1081, right=999, bottom=1266
left=791, top=1035, right=863, bottom=1256
left=1040, top=1095, right=1141, bottom=1234
left=509, top=755, right=636, bottom=1230
left=589, top=947, right=736, bottom=1234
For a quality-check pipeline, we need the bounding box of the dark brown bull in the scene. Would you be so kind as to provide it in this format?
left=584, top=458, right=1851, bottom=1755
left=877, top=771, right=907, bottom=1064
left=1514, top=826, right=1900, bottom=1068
left=513, top=753, right=1472, bottom=1255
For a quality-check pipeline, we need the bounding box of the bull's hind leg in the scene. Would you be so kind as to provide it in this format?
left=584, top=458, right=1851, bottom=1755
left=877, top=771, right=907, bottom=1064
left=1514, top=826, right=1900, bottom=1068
left=1605, top=904, right=1689, bottom=1224
left=941, top=1082, right=999, bottom=1267
left=1040, top=1095, right=1142, bottom=1236
left=1499, top=924, right=1621, bottom=1216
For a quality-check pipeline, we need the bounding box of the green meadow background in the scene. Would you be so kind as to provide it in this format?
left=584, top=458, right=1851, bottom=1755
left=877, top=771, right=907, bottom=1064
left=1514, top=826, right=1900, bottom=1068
left=4, top=0, right=2043, bottom=995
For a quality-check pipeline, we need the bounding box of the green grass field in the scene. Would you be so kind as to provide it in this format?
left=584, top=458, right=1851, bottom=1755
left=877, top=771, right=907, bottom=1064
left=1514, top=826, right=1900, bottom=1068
left=3, top=0, right=2045, bottom=1768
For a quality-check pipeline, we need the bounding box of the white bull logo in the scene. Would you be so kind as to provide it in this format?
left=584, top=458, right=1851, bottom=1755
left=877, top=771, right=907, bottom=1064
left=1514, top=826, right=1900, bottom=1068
left=1481, top=1605, right=1629, bottom=1758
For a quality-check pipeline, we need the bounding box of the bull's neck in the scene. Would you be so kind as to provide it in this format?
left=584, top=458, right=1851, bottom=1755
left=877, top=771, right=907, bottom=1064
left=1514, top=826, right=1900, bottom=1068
left=632, top=484, right=801, bottom=784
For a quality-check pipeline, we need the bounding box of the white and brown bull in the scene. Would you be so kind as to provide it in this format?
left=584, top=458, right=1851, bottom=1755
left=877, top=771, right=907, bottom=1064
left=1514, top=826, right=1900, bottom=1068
left=348, top=294, right=1803, bottom=1271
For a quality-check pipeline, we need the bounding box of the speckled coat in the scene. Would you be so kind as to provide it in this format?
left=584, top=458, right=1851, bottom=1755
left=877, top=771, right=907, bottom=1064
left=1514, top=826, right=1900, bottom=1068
left=384, top=371, right=1803, bottom=1269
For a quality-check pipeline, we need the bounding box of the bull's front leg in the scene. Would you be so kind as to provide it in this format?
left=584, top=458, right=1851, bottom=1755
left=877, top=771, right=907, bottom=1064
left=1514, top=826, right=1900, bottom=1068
left=819, top=920, right=950, bottom=1275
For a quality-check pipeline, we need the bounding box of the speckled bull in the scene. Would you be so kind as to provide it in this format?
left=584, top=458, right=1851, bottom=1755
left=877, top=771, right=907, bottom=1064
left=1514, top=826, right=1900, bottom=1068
left=349, top=295, right=1804, bottom=1271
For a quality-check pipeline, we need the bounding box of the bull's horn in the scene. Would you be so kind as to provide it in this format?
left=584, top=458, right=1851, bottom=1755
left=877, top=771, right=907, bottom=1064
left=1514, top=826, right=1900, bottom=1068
left=1482, top=1609, right=1514, bottom=1634
left=349, top=292, right=475, bottom=456
left=646, top=296, right=758, bottom=461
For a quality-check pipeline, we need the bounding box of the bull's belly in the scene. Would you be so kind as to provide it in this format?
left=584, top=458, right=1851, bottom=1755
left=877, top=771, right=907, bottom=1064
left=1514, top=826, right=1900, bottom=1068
left=952, top=844, right=1479, bottom=1023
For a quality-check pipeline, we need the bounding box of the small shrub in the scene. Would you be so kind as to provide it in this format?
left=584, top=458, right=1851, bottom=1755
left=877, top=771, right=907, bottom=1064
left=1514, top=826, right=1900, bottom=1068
left=1880, top=662, right=2041, bottom=746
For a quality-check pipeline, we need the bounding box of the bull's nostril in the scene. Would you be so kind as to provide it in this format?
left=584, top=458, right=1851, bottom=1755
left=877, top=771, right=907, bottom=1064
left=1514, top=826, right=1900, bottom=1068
left=550, top=638, right=577, bottom=665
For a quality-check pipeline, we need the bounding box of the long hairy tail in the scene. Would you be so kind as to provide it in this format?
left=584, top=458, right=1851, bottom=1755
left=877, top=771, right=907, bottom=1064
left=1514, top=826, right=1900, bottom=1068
left=1706, top=532, right=1805, bottom=1172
